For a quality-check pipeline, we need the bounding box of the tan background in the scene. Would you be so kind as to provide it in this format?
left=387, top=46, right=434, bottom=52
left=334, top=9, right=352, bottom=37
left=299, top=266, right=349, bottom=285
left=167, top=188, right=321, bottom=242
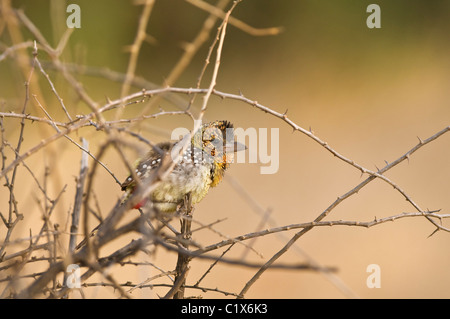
left=1, top=0, right=450, bottom=298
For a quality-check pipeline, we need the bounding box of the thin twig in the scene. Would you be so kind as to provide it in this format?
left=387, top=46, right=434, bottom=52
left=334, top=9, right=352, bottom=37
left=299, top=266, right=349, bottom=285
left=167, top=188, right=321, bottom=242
left=68, top=138, right=89, bottom=253
left=185, top=0, right=283, bottom=36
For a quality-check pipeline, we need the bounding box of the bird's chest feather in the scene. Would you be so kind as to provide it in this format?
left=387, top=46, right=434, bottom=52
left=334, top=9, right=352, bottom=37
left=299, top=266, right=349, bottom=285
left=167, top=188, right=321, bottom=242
left=152, top=160, right=212, bottom=205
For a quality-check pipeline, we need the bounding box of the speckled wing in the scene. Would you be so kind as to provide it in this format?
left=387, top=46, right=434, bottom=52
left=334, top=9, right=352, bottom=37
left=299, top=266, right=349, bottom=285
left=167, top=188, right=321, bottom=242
left=120, top=142, right=172, bottom=191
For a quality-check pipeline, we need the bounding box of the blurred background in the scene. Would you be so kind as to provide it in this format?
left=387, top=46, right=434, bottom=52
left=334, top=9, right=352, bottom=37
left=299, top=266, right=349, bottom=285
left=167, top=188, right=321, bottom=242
left=1, top=0, right=450, bottom=298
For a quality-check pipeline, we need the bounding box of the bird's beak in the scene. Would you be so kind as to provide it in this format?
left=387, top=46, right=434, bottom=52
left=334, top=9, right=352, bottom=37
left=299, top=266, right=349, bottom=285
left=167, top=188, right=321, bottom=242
left=225, top=141, right=247, bottom=153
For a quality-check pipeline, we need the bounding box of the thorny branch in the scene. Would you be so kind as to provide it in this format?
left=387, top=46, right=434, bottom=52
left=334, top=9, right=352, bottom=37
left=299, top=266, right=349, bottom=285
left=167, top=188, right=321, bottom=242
left=0, top=0, right=448, bottom=299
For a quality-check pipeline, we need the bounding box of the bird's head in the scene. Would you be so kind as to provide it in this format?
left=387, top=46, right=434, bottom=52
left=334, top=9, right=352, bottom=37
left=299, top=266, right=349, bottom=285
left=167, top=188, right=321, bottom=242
left=191, top=120, right=246, bottom=165
left=191, top=120, right=246, bottom=187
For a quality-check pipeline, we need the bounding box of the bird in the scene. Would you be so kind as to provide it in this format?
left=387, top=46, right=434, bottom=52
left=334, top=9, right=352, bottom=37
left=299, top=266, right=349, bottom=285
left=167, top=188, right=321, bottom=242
left=120, top=120, right=246, bottom=213
left=75, top=121, right=246, bottom=251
